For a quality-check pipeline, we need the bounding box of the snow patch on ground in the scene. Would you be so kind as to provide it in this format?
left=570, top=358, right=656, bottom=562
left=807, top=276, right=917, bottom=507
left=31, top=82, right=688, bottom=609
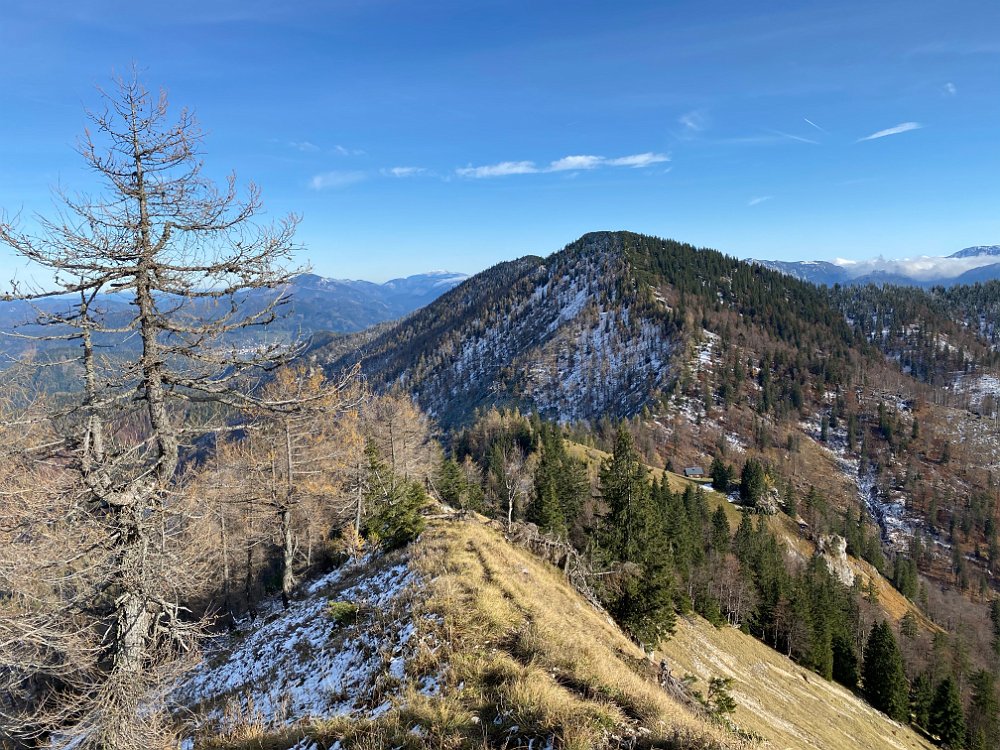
left=799, top=408, right=916, bottom=551
left=173, top=554, right=436, bottom=736
left=953, top=372, right=1000, bottom=414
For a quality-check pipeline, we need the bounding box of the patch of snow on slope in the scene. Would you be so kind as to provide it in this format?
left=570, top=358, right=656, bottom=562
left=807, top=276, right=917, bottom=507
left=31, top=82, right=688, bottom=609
left=173, top=555, right=429, bottom=732
left=953, top=372, right=1000, bottom=414
left=800, top=406, right=916, bottom=551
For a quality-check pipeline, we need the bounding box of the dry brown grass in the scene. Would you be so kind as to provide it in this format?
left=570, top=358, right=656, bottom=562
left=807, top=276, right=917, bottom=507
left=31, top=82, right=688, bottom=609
left=197, top=517, right=747, bottom=749
left=659, top=614, right=936, bottom=750
left=406, top=518, right=747, bottom=749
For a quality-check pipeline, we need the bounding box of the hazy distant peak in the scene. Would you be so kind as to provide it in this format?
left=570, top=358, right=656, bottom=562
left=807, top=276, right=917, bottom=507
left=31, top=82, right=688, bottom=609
left=949, top=245, right=1000, bottom=259
left=757, top=244, right=1000, bottom=287
left=292, top=270, right=468, bottom=289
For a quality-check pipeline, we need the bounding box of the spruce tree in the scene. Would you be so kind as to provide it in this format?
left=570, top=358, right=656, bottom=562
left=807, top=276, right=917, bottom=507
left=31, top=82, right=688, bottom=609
left=832, top=631, right=859, bottom=688
left=930, top=676, right=966, bottom=749
left=990, top=599, right=1000, bottom=657
left=863, top=620, right=909, bottom=721
left=527, top=479, right=564, bottom=535
left=739, top=458, right=767, bottom=508
left=363, top=441, right=427, bottom=550
left=436, top=457, right=466, bottom=508
left=784, top=479, right=798, bottom=518
left=900, top=610, right=919, bottom=640
left=529, top=423, right=586, bottom=536
left=710, top=456, right=733, bottom=492
left=664, top=483, right=708, bottom=581
left=599, top=427, right=675, bottom=642
left=911, top=671, right=935, bottom=729
left=600, top=428, right=653, bottom=564
left=732, top=510, right=755, bottom=562
left=710, top=505, right=731, bottom=553
left=967, top=670, right=999, bottom=750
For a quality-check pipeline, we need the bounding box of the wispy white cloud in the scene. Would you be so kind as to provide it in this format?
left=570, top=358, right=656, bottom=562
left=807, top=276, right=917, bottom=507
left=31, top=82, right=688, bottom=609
left=943, top=82, right=957, bottom=96
left=606, top=152, right=671, bottom=168
left=381, top=166, right=426, bottom=177
left=832, top=254, right=1000, bottom=281
left=803, top=118, right=827, bottom=134
left=457, top=152, right=671, bottom=178
left=678, top=109, right=708, bottom=133
left=748, top=196, right=773, bottom=206
left=309, top=170, right=366, bottom=190
left=857, top=122, right=923, bottom=142
left=456, top=161, right=538, bottom=178
left=333, top=144, right=366, bottom=156
left=769, top=129, right=819, bottom=145
left=289, top=140, right=320, bottom=152
left=548, top=155, right=604, bottom=171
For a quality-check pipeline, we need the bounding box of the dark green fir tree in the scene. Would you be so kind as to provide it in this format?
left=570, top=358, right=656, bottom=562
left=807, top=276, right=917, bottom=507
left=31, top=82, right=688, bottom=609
left=599, top=426, right=676, bottom=643
left=863, top=620, right=909, bottom=722
left=930, top=676, right=966, bottom=749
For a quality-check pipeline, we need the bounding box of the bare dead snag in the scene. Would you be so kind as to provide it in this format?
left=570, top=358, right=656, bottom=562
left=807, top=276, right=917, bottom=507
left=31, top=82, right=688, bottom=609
left=0, top=70, right=303, bottom=749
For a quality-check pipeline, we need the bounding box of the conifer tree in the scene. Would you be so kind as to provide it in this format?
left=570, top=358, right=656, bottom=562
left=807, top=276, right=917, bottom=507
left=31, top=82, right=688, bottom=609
left=528, top=479, right=564, bottom=534
left=912, top=671, right=935, bottom=729
left=784, top=479, right=798, bottom=518
left=990, top=599, right=1000, bottom=657
left=739, top=458, right=767, bottom=508
left=732, top=511, right=755, bottom=562
left=900, top=611, right=919, bottom=640
left=710, top=505, right=731, bottom=553
left=832, top=631, right=859, bottom=688
left=599, top=427, right=675, bottom=641
left=662, top=483, right=689, bottom=559
left=437, top=457, right=465, bottom=508
left=528, top=423, right=586, bottom=536
left=362, top=441, right=427, bottom=550
left=709, top=456, right=733, bottom=492
left=967, top=670, right=999, bottom=750
left=930, top=676, right=966, bottom=749
left=863, top=620, right=909, bottom=721
left=600, top=427, right=654, bottom=564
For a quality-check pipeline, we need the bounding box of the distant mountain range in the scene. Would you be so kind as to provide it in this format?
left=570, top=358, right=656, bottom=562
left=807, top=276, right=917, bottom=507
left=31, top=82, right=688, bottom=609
left=0, top=271, right=468, bottom=362
left=754, top=245, right=1000, bottom=287
left=279, top=271, right=469, bottom=333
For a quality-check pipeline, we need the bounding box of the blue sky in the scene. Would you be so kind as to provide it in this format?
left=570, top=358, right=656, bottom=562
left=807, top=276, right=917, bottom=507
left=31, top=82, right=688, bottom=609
left=2, top=1, right=1000, bottom=281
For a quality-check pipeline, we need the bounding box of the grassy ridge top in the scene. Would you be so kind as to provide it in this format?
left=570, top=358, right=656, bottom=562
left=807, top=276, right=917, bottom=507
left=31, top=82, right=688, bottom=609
left=195, top=515, right=743, bottom=749
left=193, top=513, right=939, bottom=749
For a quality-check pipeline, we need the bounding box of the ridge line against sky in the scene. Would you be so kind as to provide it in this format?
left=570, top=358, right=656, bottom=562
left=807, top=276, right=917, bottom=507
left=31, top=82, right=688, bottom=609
left=1, top=0, right=999, bottom=282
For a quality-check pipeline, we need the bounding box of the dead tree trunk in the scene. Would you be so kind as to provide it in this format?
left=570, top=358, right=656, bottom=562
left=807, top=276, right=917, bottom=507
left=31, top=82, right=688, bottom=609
left=0, top=71, right=301, bottom=748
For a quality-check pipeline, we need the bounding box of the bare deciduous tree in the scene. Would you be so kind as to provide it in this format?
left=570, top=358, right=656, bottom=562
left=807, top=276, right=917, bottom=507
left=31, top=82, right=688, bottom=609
left=247, top=365, right=364, bottom=608
left=0, top=71, right=302, bottom=749
left=362, top=391, right=439, bottom=482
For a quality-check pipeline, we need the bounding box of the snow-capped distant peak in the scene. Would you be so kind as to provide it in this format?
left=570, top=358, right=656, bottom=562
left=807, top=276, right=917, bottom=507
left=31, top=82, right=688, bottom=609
left=949, top=245, right=1000, bottom=259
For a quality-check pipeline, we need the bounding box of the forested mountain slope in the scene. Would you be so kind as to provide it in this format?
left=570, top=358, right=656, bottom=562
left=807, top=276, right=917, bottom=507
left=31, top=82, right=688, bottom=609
left=831, top=281, right=1000, bottom=391
left=323, top=231, right=863, bottom=427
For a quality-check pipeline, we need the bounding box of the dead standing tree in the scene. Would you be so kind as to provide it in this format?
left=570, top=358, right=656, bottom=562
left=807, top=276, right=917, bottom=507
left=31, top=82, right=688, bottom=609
left=0, top=73, right=302, bottom=749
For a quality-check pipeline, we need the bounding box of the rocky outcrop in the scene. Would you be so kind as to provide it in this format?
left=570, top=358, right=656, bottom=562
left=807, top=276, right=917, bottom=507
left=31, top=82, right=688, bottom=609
left=816, top=535, right=855, bottom=587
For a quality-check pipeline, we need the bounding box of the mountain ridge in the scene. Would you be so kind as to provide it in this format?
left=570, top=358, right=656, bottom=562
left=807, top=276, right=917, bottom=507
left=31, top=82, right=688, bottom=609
left=0, top=270, right=469, bottom=364
left=321, top=230, right=862, bottom=427
left=755, top=244, right=1000, bottom=286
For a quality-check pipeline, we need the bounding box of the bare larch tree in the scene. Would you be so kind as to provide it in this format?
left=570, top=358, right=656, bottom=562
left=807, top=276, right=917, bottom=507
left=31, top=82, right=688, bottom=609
left=0, top=72, right=302, bottom=749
